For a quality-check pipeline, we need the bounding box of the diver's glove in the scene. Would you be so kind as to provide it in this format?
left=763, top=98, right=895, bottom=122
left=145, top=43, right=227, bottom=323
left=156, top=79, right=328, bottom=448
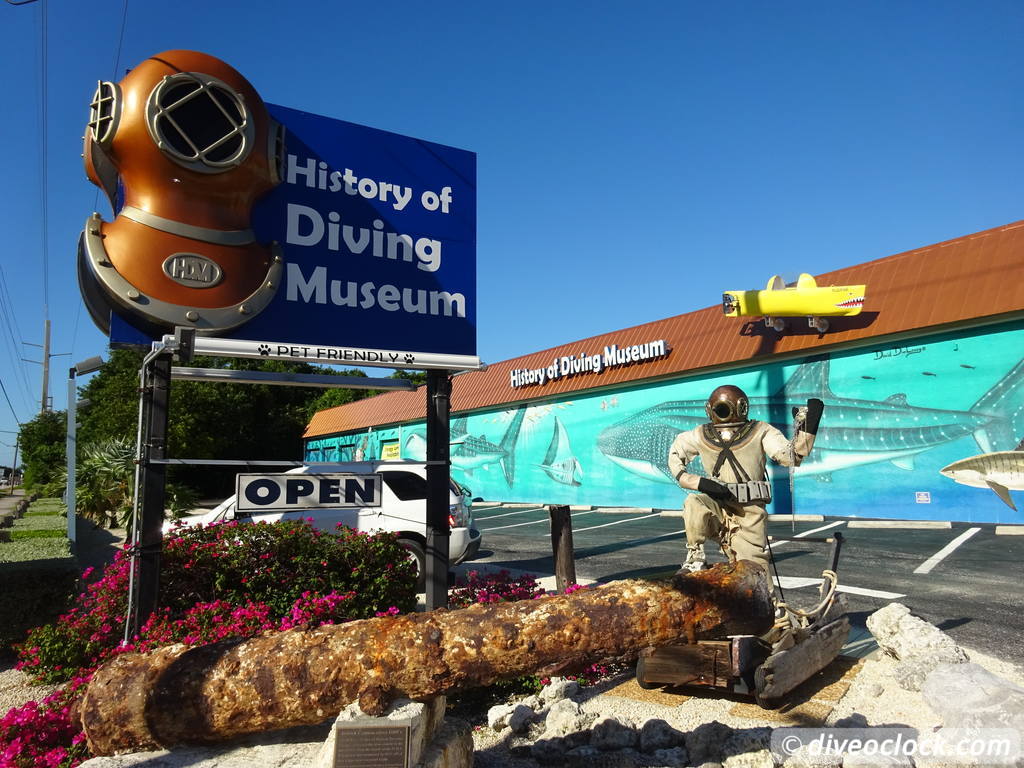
left=698, top=477, right=737, bottom=503
left=804, top=398, right=824, bottom=434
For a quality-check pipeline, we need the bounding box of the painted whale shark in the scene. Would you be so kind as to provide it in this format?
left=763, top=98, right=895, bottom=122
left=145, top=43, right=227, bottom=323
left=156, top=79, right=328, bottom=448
left=406, top=406, right=526, bottom=487
left=597, top=357, right=1024, bottom=484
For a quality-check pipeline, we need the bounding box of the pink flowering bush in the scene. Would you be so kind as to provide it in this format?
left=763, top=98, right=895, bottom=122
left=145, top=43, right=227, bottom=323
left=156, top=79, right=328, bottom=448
left=0, top=677, right=90, bottom=768
left=447, top=568, right=546, bottom=608
left=18, top=520, right=416, bottom=684
left=4, top=520, right=418, bottom=767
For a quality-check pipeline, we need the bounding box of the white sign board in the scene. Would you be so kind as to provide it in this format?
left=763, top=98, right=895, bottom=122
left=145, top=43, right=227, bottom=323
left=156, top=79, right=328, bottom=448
left=236, top=473, right=382, bottom=513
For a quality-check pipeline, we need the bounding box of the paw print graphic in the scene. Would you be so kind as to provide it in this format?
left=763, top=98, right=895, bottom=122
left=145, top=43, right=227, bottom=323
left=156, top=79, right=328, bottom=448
left=404, top=353, right=416, bottom=365
left=258, top=344, right=272, bottom=356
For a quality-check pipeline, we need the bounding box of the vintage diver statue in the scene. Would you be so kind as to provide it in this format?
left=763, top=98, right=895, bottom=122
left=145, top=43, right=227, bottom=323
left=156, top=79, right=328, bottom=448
left=668, top=385, right=824, bottom=574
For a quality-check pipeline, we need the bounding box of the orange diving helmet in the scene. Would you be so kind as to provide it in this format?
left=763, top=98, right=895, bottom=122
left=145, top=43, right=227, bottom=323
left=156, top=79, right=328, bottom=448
left=78, top=49, right=284, bottom=335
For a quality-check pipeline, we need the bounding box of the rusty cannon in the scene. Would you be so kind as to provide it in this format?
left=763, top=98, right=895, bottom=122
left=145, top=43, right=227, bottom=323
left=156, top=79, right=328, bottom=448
left=79, top=561, right=773, bottom=755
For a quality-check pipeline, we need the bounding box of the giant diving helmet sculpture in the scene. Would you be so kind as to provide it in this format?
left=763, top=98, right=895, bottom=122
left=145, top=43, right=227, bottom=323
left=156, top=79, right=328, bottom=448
left=78, top=50, right=284, bottom=337
left=668, top=385, right=825, bottom=575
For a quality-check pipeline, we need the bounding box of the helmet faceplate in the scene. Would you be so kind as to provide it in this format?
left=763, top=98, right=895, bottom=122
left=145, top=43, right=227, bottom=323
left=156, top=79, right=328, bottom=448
left=705, top=385, right=750, bottom=425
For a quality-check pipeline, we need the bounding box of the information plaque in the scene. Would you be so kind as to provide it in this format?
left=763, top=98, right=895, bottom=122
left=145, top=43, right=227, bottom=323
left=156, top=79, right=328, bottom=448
left=334, top=724, right=410, bottom=768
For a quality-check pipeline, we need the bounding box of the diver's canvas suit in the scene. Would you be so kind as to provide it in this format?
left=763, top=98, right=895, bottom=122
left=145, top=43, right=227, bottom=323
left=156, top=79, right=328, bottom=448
left=668, top=417, right=815, bottom=574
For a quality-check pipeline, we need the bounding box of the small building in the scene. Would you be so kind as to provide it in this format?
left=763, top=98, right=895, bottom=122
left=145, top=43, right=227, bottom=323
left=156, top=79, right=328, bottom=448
left=304, top=220, right=1024, bottom=524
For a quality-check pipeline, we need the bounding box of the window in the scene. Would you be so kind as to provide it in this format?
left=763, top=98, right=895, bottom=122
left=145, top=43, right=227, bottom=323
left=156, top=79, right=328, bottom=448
left=380, top=471, right=427, bottom=501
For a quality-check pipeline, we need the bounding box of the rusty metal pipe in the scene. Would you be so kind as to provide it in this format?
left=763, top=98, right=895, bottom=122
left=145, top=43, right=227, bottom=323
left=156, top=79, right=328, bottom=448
left=80, top=561, right=772, bottom=754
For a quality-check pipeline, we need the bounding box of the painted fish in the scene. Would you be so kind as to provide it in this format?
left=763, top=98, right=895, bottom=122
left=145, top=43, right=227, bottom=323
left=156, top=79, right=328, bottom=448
left=940, top=439, right=1024, bottom=510
left=598, top=357, right=1024, bottom=483
left=536, top=416, right=584, bottom=486
left=405, top=406, right=526, bottom=487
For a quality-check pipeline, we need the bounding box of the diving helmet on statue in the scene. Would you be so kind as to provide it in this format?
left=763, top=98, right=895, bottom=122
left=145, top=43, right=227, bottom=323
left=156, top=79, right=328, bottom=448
left=78, top=49, right=285, bottom=336
left=705, top=384, right=750, bottom=426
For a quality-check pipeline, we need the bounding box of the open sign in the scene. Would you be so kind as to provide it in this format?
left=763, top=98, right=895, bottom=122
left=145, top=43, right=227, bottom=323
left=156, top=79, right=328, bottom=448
left=236, top=473, right=382, bottom=512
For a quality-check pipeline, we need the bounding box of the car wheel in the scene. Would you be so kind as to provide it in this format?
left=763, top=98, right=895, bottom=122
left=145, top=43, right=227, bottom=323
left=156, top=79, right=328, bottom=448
left=397, top=537, right=426, bottom=592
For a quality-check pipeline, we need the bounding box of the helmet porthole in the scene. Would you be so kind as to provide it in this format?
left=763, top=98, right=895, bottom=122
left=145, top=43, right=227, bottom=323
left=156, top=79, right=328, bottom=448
left=145, top=72, right=254, bottom=173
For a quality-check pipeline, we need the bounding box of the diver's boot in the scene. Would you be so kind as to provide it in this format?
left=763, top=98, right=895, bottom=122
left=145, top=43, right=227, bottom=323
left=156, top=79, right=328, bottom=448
left=680, top=545, right=706, bottom=573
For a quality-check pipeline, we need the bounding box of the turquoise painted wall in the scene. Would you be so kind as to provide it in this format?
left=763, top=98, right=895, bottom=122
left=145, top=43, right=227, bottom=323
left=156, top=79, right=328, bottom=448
left=306, top=322, right=1024, bottom=524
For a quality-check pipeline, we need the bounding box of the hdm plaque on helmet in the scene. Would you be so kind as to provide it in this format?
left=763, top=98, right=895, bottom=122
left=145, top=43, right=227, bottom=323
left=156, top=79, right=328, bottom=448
left=78, top=50, right=477, bottom=365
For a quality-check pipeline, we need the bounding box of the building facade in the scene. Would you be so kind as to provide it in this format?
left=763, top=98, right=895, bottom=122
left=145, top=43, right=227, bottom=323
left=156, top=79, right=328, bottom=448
left=304, top=221, right=1024, bottom=524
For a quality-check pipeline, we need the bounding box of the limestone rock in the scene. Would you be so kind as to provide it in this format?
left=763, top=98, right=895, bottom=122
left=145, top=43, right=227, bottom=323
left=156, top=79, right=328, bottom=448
left=540, top=698, right=594, bottom=747
left=921, top=661, right=1024, bottom=732
left=531, top=736, right=567, bottom=764
left=591, top=715, right=638, bottom=751
left=723, top=749, right=775, bottom=768
left=486, top=703, right=515, bottom=731
left=540, top=677, right=580, bottom=705
left=639, top=718, right=685, bottom=753
left=842, top=748, right=913, bottom=767
left=652, top=745, right=691, bottom=767
left=686, top=720, right=735, bottom=765
left=781, top=744, right=843, bottom=767
left=866, top=603, right=968, bottom=665
left=507, top=703, right=535, bottom=734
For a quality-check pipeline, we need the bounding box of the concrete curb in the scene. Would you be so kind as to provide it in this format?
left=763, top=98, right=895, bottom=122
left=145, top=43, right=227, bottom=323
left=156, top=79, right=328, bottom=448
left=995, top=525, right=1024, bottom=535
left=847, top=520, right=952, bottom=529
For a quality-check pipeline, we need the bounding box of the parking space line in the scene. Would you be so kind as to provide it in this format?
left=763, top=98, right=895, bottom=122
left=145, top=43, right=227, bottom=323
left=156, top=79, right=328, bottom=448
left=477, top=510, right=597, bottom=531
left=768, top=521, right=845, bottom=548
left=913, top=527, right=981, bottom=575
left=774, top=575, right=904, bottom=599
left=473, top=506, right=546, bottom=521
left=573, top=512, right=665, bottom=533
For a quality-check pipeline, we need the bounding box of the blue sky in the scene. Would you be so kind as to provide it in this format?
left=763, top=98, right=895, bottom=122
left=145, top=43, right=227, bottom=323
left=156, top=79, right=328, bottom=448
left=0, top=0, right=1021, bottom=468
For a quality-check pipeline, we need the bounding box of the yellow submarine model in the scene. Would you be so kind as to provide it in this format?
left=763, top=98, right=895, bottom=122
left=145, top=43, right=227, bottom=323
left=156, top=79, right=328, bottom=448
left=722, top=273, right=866, bottom=332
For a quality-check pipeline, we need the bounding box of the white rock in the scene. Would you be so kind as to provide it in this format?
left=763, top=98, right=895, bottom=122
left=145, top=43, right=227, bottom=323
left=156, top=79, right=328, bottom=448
left=723, top=748, right=775, bottom=768
left=486, top=702, right=516, bottom=731
left=540, top=677, right=580, bottom=704
left=652, top=745, right=691, bottom=767
left=639, top=718, right=684, bottom=752
left=591, top=715, right=638, bottom=751
left=507, top=703, right=535, bottom=734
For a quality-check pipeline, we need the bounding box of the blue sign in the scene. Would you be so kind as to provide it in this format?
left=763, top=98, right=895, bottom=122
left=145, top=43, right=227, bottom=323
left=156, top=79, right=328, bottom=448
left=110, top=104, right=477, bottom=356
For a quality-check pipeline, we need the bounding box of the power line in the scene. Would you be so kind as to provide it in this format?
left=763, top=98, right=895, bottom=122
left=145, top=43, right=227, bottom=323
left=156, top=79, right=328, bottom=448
left=39, top=0, right=49, bottom=314
left=0, top=268, right=34, bottom=414
left=0, top=378, right=21, bottom=425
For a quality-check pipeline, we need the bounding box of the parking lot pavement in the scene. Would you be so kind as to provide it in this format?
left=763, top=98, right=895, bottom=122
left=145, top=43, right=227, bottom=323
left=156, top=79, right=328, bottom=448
left=467, top=503, right=1024, bottom=669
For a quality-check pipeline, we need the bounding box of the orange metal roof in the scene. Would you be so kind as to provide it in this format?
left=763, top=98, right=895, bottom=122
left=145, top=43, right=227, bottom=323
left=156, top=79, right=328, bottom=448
left=305, top=220, right=1024, bottom=439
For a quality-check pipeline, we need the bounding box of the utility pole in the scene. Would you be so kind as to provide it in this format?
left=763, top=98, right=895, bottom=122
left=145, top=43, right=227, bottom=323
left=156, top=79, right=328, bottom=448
left=41, top=318, right=50, bottom=412
left=23, top=318, right=67, bottom=413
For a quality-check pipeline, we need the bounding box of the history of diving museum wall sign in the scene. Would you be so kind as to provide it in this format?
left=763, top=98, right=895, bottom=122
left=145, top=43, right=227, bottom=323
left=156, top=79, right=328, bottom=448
left=509, top=339, right=671, bottom=388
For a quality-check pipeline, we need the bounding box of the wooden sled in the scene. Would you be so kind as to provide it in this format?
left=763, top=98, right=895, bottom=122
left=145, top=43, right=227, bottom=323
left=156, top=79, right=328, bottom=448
left=636, top=532, right=849, bottom=706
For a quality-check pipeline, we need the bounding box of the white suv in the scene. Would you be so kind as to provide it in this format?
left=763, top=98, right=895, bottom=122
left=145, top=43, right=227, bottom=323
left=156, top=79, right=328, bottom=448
left=165, top=462, right=481, bottom=588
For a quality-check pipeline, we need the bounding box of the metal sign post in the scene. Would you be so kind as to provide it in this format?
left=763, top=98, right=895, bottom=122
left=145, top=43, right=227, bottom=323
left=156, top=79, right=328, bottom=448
left=424, top=370, right=451, bottom=610
left=127, top=351, right=171, bottom=637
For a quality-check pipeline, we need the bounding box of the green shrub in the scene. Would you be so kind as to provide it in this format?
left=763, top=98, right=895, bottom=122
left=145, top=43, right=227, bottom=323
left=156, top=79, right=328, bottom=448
left=11, top=529, right=65, bottom=540
left=12, top=514, right=65, bottom=531
left=0, top=537, right=72, bottom=562
left=26, top=498, right=65, bottom=516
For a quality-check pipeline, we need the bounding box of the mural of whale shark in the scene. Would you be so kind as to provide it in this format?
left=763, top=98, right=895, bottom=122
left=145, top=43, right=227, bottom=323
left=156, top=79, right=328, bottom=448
left=597, top=357, right=1024, bottom=484
left=406, top=406, right=527, bottom=487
